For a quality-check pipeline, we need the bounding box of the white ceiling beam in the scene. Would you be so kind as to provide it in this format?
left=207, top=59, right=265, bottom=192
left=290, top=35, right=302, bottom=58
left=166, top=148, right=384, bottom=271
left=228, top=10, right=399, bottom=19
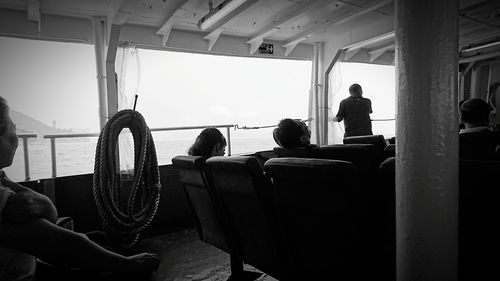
left=368, top=43, right=395, bottom=62
left=27, top=0, right=40, bottom=22
left=246, top=0, right=330, bottom=54
left=155, top=0, right=189, bottom=46
left=202, top=0, right=262, bottom=51
left=370, top=49, right=395, bottom=64
left=109, top=0, right=141, bottom=25
left=201, top=0, right=262, bottom=33
left=204, top=28, right=225, bottom=51
left=282, top=0, right=393, bottom=56
left=342, top=30, right=395, bottom=51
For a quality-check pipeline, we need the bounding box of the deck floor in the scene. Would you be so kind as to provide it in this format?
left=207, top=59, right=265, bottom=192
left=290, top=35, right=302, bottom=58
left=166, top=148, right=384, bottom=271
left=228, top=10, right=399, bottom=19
left=136, top=228, right=277, bottom=281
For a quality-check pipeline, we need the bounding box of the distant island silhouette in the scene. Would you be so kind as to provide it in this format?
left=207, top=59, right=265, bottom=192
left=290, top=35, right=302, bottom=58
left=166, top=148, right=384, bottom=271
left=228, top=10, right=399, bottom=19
left=10, top=108, right=73, bottom=135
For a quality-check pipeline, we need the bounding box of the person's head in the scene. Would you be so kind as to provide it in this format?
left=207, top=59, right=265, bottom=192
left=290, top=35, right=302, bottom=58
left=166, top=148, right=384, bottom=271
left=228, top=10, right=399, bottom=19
left=273, top=118, right=311, bottom=148
left=0, top=96, right=18, bottom=168
left=460, top=98, right=493, bottom=128
left=188, top=127, right=226, bottom=158
left=349, top=83, right=363, bottom=97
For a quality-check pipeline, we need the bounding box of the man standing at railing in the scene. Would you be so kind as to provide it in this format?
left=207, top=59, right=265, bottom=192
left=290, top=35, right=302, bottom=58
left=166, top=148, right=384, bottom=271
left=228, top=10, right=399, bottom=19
left=333, top=83, right=373, bottom=137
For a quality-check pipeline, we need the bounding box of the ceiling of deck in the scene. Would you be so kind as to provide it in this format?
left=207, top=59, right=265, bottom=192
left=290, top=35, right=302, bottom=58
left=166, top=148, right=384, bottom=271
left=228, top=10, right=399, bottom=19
left=0, top=0, right=498, bottom=63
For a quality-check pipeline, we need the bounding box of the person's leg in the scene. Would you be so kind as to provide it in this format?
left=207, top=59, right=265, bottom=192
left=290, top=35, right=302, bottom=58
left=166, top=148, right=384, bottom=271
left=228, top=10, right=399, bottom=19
left=0, top=218, right=159, bottom=272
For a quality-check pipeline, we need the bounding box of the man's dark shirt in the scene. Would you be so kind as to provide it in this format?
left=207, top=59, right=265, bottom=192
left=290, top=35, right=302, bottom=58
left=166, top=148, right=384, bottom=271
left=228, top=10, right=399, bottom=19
left=336, top=96, right=373, bottom=137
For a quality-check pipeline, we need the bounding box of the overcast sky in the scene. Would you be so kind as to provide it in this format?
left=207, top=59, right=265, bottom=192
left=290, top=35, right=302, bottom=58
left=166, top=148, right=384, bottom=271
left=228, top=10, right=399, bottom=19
left=0, top=36, right=394, bottom=138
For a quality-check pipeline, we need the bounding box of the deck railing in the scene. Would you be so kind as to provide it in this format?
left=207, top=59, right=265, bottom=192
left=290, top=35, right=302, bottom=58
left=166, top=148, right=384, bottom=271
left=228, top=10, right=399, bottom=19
left=18, top=120, right=395, bottom=180
left=17, top=133, right=37, bottom=181
left=18, top=124, right=234, bottom=180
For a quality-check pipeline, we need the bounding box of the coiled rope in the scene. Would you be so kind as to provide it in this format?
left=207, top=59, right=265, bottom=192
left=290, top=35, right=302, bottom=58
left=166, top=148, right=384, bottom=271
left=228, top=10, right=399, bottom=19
left=93, top=109, right=161, bottom=247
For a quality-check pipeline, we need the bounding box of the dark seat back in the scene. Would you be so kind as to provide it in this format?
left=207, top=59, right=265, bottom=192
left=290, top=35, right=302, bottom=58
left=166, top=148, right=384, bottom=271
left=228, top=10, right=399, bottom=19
left=343, top=134, right=387, bottom=162
left=384, top=144, right=396, bottom=159
left=316, top=143, right=384, bottom=261
left=264, top=158, right=360, bottom=279
left=459, top=160, right=500, bottom=281
left=459, top=131, right=500, bottom=161
left=171, top=156, right=228, bottom=252
left=205, top=156, right=281, bottom=278
left=316, top=144, right=378, bottom=175
left=273, top=145, right=317, bottom=158
left=378, top=157, right=396, bottom=281
left=252, top=150, right=278, bottom=168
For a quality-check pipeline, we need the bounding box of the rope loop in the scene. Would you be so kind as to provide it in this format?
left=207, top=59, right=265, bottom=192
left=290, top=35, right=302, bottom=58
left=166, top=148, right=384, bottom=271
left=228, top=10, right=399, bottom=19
left=93, top=109, right=161, bottom=247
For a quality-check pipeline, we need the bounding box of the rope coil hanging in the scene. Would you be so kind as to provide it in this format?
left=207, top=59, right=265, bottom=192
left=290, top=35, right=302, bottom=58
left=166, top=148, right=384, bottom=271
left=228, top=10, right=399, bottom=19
left=93, top=109, right=161, bottom=247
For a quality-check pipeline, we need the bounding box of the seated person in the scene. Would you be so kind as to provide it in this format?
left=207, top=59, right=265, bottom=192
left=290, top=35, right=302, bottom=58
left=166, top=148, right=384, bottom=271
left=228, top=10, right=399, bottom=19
left=460, top=98, right=494, bottom=134
left=273, top=119, right=317, bottom=157
left=0, top=96, right=160, bottom=281
left=188, top=128, right=226, bottom=158
left=459, top=98, right=500, bottom=160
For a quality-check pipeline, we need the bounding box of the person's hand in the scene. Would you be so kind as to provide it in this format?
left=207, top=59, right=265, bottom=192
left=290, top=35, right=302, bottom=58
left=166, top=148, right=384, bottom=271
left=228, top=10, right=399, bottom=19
left=1, top=177, right=58, bottom=223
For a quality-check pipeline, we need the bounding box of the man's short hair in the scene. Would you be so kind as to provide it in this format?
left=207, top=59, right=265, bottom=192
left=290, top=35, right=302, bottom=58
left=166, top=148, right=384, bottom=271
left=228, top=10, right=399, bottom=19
left=273, top=118, right=310, bottom=148
left=0, top=96, right=9, bottom=136
left=349, top=84, right=362, bottom=96
left=460, top=98, right=492, bottom=126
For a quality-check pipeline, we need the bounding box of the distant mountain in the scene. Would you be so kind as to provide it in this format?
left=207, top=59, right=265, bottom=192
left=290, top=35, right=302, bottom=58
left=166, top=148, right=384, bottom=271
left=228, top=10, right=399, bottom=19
left=10, top=109, right=72, bottom=135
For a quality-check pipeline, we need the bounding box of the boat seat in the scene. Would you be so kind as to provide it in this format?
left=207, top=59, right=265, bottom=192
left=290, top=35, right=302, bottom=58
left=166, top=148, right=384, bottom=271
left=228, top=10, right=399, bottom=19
left=378, top=157, right=396, bottom=281
left=459, top=159, right=500, bottom=281
left=459, top=131, right=500, bottom=161
left=273, top=145, right=317, bottom=158
left=343, top=134, right=387, bottom=163
left=252, top=150, right=278, bottom=168
left=205, top=156, right=283, bottom=279
left=316, top=144, right=378, bottom=175
left=384, top=144, right=396, bottom=159
left=316, top=144, right=384, bottom=255
left=171, top=156, right=229, bottom=252
left=264, top=157, right=368, bottom=280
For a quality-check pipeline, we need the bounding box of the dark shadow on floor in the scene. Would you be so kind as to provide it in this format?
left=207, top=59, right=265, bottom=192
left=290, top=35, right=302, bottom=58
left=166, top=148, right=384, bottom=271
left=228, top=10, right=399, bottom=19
left=136, top=228, right=277, bottom=281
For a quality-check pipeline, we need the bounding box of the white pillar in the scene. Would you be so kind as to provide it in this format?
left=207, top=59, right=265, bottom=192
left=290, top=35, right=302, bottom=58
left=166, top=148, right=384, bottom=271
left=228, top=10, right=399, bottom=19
left=311, top=43, right=321, bottom=145
left=92, top=17, right=108, bottom=129
left=106, top=24, right=121, bottom=119
left=395, top=0, right=459, bottom=280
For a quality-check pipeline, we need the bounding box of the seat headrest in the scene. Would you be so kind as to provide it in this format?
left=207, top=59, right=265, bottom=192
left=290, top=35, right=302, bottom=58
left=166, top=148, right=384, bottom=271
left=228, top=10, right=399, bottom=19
left=379, top=156, right=395, bottom=170
left=172, top=155, right=206, bottom=169
left=343, top=134, right=387, bottom=147
left=273, top=146, right=316, bottom=158
left=264, top=157, right=356, bottom=181
left=206, top=156, right=262, bottom=173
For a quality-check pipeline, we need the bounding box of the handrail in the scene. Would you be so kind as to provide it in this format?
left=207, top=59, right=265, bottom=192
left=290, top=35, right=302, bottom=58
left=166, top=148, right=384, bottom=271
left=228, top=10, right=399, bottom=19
left=372, top=118, right=395, bottom=121
left=42, top=124, right=235, bottom=178
left=17, top=133, right=37, bottom=181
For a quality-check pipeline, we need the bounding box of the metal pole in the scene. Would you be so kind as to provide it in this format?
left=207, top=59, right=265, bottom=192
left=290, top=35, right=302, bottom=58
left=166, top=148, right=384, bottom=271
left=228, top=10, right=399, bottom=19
left=395, top=0, right=459, bottom=280
left=50, top=138, right=57, bottom=178
left=226, top=127, right=232, bottom=156
left=22, top=137, right=30, bottom=181
left=92, top=17, right=108, bottom=129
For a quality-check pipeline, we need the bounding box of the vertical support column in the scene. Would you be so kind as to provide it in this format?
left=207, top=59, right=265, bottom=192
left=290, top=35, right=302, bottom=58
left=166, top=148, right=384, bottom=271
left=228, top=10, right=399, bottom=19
left=226, top=127, right=232, bottom=156
left=92, top=17, right=108, bottom=129
left=106, top=24, right=121, bottom=119
left=50, top=138, right=57, bottom=178
left=311, top=43, right=321, bottom=145
left=395, top=0, right=458, bottom=281
left=22, top=137, right=30, bottom=181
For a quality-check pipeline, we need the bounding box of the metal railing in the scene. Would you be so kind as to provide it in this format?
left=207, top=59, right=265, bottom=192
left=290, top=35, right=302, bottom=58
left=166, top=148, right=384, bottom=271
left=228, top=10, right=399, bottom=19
left=17, top=133, right=37, bottom=181
left=18, top=124, right=234, bottom=180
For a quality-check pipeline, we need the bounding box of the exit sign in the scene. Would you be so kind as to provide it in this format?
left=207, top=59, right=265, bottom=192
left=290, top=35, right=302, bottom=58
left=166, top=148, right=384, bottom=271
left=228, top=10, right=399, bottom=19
left=258, top=43, right=274, bottom=54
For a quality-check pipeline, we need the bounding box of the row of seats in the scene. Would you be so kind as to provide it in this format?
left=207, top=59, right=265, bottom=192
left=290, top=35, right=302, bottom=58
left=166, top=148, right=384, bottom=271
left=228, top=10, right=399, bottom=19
left=379, top=157, right=500, bottom=281
left=172, top=155, right=388, bottom=280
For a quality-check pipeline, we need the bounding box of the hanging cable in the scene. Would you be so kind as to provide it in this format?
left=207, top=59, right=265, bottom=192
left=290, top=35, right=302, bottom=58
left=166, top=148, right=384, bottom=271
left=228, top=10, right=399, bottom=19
left=235, top=118, right=313, bottom=130
left=93, top=105, right=161, bottom=248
